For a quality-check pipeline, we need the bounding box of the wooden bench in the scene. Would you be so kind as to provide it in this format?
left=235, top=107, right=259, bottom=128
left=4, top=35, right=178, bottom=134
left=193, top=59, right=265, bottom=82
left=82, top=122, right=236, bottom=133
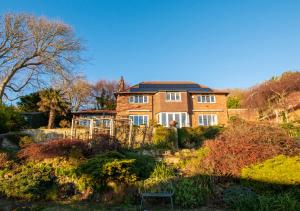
left=139, top=181, right=174, bottom=210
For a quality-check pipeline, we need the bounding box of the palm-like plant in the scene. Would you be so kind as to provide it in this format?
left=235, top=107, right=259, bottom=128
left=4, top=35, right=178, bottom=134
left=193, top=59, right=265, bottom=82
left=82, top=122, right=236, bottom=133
left=38, top=89, right=70, bottom=129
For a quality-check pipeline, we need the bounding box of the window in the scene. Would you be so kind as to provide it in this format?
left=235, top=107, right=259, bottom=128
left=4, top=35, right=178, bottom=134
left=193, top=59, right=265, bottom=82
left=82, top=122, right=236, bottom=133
left=197, top=95, right=216, bottom=103
left=129, top=115, right=149, bottom=126
left=79, top=119, right=89, bottom=127
left=198, top=114, right=218, bottom=126
left=128, top=95, right=148, bottom=103
left=166, top=92, right=181, bottom=101
left=95, top=119, right=111, bottom=128
left=158, top=112, right=189, bottom=128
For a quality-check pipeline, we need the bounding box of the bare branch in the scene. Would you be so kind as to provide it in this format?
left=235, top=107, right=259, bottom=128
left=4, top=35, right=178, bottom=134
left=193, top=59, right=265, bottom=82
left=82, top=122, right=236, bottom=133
left=0, top=13, right=82, bottom=102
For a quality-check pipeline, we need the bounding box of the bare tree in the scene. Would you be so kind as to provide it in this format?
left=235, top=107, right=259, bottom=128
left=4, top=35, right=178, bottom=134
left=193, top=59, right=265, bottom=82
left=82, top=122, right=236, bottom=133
left=93, top=79, right=119, bottom=110
left=92, top=78, right=130, bottom=110
left=59, top=75, right=92, bottom=111
left=0, top=13, right=81, bottom=103
left=243, top=71, right=300, bottom=122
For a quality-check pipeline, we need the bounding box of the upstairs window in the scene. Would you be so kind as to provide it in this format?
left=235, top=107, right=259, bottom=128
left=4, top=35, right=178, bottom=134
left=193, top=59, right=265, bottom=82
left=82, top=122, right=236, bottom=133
left=166, top=92, right=181, bottom=101
left=197, top=95, right=216, bottom=103
left=129, top=95, right=148, bottom=103
left=198, top=114, right=218, bottom=126
left=158, top=112, right=189, bottom=128
left=129, top=115, right=149, bottom=126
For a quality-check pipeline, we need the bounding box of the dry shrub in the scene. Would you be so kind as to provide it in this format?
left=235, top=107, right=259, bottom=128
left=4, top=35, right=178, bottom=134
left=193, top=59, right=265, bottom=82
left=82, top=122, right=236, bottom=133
left=0, top=152, right=9, bottom=167
left=202, top=119, right=300, bottom=176
left=18, top=139, right=90, bottom=161
left=18, top=135, right=121, bottom=161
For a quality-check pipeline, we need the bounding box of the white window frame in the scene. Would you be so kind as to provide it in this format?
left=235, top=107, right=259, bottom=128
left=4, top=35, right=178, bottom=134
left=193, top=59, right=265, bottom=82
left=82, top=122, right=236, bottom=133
left=158, top=112, right=189, bottom=128
left=129, top=115, right=149, bottom=126
left=128, top=95, right=148, bottom=104
left=198, top=114, right=218, bottom=126
left=166, top=92, right=181, bottom=102
left=197, top=95, right=216, bottom=103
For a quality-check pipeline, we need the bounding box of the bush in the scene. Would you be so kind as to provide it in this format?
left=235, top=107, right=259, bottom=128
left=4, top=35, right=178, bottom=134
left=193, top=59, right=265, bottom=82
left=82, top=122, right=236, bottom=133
left=0, top=105, right=27, bottom=133
left=42, top=157, right=93, bottom=199
left=241, top=155, right=300, bottom=187
left=178, top=126, right=222, bottom=148
left=0, top=162, right=53, bottom=200
left=59, top=119, right=71, bottom=128
left=18, top=139, right=90, bottom=160
left=202, top=126, right=223, bottom=139
left=224, top=186, right=299, bottom=211
left=153, top=126, right=177, bottom=149
left=0, top=158, right=93, bottom=200
left=174, top=175, right=213, bottom=208
left=178, top=127, right=205, bottom=148
left=122, top=151, right=156, bottom=179
left=281, top=123, right=300, bottom=138
left=202, top=119, right=300, bottom=176
left=224, top=186, right=258, bottom=210
left=77, top=152, right=138, bottom=191
left=227, top=95, right=241, bottom=109
left=147, top=162, right=175, bottom=181
left=257, top=193, right=300, bottom=211
left=140, top=163, right=175, bottom=197
left=181, top=147, right=210, bottom=174
left=19, top=135, right=34, bottom=148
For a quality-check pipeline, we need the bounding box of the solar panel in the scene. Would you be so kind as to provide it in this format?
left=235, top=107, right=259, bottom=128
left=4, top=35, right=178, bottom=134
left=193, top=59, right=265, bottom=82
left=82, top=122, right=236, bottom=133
left=129, top=83, right=213, bottom=92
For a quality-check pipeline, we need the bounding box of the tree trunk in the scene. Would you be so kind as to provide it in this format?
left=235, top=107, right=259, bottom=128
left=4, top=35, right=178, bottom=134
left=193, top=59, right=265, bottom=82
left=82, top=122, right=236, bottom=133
left=48, top=109, right=56, bottom=129
left=0, top=84, right=6, bottom=104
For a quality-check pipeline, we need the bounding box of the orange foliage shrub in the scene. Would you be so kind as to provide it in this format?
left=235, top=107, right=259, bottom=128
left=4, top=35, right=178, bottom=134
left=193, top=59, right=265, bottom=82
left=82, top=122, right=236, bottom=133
left=202, top=119, right=300, bottom=176
left=18, top=135, right=122, bottom=161
left=18, top=139, right=90, bottom=160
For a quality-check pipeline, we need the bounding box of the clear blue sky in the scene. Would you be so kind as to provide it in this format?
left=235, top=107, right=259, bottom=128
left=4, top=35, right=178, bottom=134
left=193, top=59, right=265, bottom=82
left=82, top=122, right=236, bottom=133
left=1, top=0, right=300, bottom=88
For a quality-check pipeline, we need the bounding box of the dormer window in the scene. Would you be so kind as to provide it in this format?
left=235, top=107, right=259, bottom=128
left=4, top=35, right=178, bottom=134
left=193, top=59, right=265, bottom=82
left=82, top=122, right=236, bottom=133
left=166, top=92, right=181, bottom=101
left=197, top=95, right=216, bottom=103
left=129, top=95, right=148, bottom=103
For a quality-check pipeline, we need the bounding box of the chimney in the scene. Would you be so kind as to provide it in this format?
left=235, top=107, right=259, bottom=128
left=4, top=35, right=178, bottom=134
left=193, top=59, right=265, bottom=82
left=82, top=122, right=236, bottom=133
left=118, top=76, right=125, bottom=92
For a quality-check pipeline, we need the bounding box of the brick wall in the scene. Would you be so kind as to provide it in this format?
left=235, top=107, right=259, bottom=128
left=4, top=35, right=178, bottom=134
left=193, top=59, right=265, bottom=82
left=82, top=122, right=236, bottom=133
left=116, top=94, right=154, bottom=120
left=116, top=92, right=228, bottom=127
left=153, top=91, right=190, bottom=114
left=190, top=94, right=228, bottom=127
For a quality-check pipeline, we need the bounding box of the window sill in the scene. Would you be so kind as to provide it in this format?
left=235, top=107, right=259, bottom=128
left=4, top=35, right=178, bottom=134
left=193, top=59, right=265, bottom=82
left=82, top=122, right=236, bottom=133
left=197, top=102, right=216, bottom=104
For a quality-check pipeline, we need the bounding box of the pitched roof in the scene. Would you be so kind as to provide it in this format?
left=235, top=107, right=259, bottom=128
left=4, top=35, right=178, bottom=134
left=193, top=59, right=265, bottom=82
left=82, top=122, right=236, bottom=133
left=116, top=81, right=228, bottom=94
left=72, top=110, right=116, bottom=115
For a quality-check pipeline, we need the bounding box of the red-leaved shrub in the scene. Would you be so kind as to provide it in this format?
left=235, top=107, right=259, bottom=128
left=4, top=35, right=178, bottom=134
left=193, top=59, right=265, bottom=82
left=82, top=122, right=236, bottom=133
left=18, top=139, right=90, bottom=160
left=201, top=119, right=300, bottom=176
left=18, top=135, right=122, bottom=161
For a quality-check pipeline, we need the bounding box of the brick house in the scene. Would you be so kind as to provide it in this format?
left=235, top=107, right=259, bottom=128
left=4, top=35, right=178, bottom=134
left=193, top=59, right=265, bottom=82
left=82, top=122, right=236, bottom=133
left=115, top=81, right=229, bottom=127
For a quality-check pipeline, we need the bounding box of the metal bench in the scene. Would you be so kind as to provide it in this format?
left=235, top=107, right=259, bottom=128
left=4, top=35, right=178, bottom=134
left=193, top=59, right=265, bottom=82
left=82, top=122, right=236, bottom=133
left=139, top=180, right=174, bottom=210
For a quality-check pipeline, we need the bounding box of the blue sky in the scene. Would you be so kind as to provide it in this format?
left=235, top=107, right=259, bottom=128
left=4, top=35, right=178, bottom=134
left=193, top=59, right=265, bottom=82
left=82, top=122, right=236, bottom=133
left=1, top=0, right=300, bottom=88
